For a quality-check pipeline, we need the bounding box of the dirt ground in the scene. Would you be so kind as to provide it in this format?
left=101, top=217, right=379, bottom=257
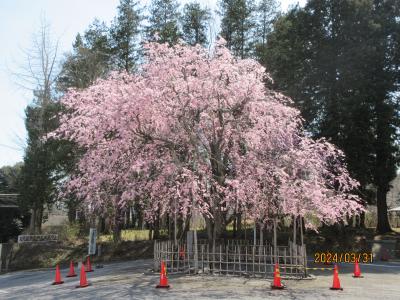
left=0, top=258, right=400, bottom=299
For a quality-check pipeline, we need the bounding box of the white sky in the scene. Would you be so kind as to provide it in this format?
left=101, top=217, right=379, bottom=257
left=0, top=0, right=306, bottom=167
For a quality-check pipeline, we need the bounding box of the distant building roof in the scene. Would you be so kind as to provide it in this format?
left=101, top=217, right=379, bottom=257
left=0, top=194, right=19, bottom=208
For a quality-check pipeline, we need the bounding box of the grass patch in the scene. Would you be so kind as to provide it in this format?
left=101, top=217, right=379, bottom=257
left=99, top=229, right=151, bottom=242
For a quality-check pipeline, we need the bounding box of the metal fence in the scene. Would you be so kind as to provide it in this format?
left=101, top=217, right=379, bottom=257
left=154, top=239, right=308, bottom=279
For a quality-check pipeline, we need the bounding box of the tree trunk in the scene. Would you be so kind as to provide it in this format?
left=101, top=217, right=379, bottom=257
left=232, top=215, right=237, bottom=238
left=153, top=215, right=160, bottom=240
left=125, top=207, right=131, bottom=229
left=236, top=214, right=242, bottom=238
left=113, top=223, right=121, bottom=243
left=205, top=210, right=225, bottom=244
left=374, top=96, right=393, bottom=234
left=253, top=223, right=256, bottom=246
left=360, top=211, right=366, bottom=228
left=376, top=186, right=392, bottom=233
left=29, top=208, right=36, bottom=234
left=112, top=209, right=122, bottom=243
left=67, top=205, right=76, bottom=223
left=300, top=217, right=304, bottom=246
left=36, top=205, right=43, bottom=234
left=293, top=216, right=297, bottom=245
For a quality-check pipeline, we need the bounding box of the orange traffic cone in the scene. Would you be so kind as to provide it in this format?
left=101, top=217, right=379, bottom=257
left=76, top=263, right=90, bottom=288
left=271, top=263, right=284, bottom=289
left=156, top=261, right=170, bottom=288
left=330, top=264, right=343, bottom=290
left=352, top=260, right=363, bottom=278
left=52, top=264, right=64, bottom=285
left=86, top=256, right=93, bottom=272
left=67, top=261, right=77, bottom=277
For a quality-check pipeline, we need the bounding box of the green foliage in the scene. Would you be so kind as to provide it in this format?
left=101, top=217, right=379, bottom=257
left=253, top=0, right=279, bottom=63
left=146, top=0, right=181, bottom=45
left=110, top=0, right=142, bottom=72
left=0, top=163, right=23, bottom=193
left=264, top=0, right=400, bottom=233
left=181, top=2, right=211, bottom=46
left=0, top=173, right=6, bottom=191
left=217, top=0, right=256, bottom=58
left=56, top=222, right=82, bottom=242
left=0, top=209, right=22, bottom=243
left=19, top=99, right=76, bottom=232
left=99, top=229, right=150, bottom=242
left=57, top=20, right=112, bottom=92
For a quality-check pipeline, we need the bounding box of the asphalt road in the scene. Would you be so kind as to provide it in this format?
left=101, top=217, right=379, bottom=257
left=0, top=259, right=399, bottom=299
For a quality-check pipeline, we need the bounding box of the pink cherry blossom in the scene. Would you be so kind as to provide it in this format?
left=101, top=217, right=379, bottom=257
left=50, top=39, right=364, bottom=234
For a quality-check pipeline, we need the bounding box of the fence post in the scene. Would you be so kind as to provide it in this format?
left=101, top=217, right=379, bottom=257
left=194, top=229, right=198, bottom=273
left=303, top=244, right=307, bottom=277
left=154, top=240, right=158, bottom=271
left=273, top=218, right=278, bottom=263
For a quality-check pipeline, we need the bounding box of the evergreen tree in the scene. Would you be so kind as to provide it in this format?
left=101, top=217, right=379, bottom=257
left=0, top=172, right=6, bottom=192
left=110, top=0, right=142, bottom=72
left=217, top=0, right=256, bottom=58
left=253, top=0, right=279, bottom=63
left=146, top=0, right=181, bottom=45
left=19, top=98, right=66, bottom=233
left=264, top=0, right=400, bottom=233
left=57, top=20, right=112, bottom=92
left=0, top=163, right=23, bottom=193
left=181, top=2, right=211, bottom=46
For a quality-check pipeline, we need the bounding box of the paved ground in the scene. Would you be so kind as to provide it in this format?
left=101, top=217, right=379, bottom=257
left=0, top=259, right=399, bottom=299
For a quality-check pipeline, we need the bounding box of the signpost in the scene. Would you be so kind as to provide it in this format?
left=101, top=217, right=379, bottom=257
left=88, top=228, right=97, bottom=255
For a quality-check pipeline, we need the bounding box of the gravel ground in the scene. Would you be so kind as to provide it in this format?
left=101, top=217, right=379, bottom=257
left=0, top=259, right=399, bottom=299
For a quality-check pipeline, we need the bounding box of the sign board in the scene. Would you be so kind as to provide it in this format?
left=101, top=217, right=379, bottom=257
left=17, top=234, right=58, bottom=243
left=88, top=228, right=97, bottom=255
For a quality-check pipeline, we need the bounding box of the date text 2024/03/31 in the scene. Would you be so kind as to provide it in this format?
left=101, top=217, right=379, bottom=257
left=314, top=252, right=373, bottom=263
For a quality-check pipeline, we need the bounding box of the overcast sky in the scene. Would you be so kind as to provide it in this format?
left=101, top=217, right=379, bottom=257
left=0, top=0, right=305, bottom=167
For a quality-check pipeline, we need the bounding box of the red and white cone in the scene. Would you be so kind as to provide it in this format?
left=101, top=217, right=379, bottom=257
left=352, top=260, right=363, bottom=278
left=67, top=260, right=77, bottom=277
left=76, top=263, right=90, bottom=288
left=156, top=261, right=170, bottom=288
left=52, top=264, right=64, bottom=285
left=330, top=264, right=343, bottom=290
left=271, top=263, right=284, bottom=289
left=85, top=256, right=94, bottom=272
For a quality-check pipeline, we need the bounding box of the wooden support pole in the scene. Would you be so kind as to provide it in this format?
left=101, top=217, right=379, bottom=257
left=300, top=217, right=304, bottom=246
left=273, top=218, right=277, bottom=263
left=253, top=223, right=256, bottom=246
left=293, top=215, right=297, bottom=246
left=174, top=199, right=177, bottom=246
